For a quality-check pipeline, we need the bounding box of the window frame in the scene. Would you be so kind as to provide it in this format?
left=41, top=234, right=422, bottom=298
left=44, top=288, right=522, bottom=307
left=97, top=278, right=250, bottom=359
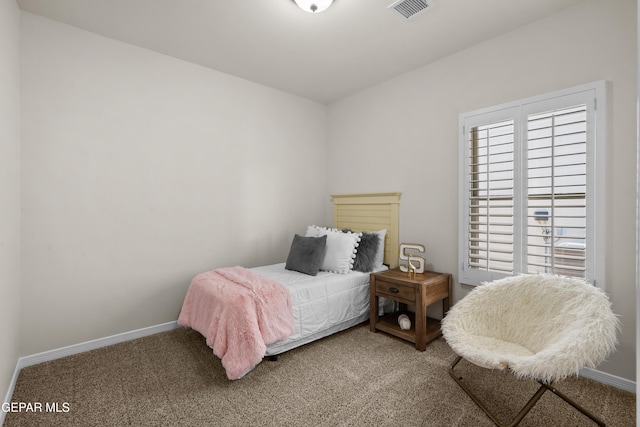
left=458, top=81, right=606, bottom=289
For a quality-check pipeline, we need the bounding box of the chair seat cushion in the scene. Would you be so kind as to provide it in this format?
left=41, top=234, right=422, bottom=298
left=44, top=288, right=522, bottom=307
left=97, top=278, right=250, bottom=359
left=461, top=335, right=534, bottom=371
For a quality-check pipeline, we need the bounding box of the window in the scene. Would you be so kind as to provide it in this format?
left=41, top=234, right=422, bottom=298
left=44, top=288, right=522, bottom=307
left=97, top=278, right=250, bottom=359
left=458, top=82, right=605, bottom=287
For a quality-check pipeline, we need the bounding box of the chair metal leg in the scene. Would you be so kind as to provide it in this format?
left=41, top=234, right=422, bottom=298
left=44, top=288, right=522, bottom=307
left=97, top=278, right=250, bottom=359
left=448, top=356, right=605, bottom=427
left=541, top=383, right=605, bottom=427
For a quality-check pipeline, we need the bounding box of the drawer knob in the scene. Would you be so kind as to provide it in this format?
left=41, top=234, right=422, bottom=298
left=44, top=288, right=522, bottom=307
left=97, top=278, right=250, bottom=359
left=389, top=287, right=400, bottom=293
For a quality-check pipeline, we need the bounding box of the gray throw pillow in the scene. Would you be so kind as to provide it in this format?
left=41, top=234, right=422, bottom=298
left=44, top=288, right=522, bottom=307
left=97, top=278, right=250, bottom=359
left=352, top=231, right=380, bottom=272
left=285, top=234, right=327, bottom=276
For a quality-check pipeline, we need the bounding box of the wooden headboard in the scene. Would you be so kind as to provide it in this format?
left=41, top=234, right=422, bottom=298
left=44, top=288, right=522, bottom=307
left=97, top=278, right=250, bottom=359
left=331, top=192, right=401, bottom=268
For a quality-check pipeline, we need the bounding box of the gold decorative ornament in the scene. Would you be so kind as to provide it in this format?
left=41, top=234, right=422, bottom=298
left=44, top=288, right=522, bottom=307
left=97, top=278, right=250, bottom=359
left=399, top=243, right=425, bottom=278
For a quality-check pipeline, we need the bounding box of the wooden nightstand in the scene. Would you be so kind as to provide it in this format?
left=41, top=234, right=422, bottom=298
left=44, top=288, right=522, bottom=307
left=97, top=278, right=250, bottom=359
left=370, top=268, right=452, bottom=351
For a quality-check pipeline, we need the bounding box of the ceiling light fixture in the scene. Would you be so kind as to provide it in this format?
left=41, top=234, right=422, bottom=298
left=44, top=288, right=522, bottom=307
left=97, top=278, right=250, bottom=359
left=294, top=0, right=333, bottom=13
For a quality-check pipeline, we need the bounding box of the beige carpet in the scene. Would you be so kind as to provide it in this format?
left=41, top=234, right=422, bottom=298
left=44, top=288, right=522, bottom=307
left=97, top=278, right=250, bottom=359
left=4, top=324, right=635, bottom=426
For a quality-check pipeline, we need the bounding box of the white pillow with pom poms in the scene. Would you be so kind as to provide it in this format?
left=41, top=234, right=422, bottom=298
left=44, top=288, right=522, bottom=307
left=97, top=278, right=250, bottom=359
left=305, top=225, right=361, bottom=274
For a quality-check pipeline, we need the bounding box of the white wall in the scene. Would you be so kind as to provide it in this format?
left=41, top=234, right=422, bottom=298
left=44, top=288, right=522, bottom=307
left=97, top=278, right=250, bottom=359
left=636, top=0, right=640, bottom=408
left=20, top=12, right=327, bottom=355
left=0, top=0, right=22, bottom=407
left=327, top=0, right=637, bottom=381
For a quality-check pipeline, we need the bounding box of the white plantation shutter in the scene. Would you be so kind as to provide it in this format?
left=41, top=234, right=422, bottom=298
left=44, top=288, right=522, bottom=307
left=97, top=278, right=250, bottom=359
left=525, top=105, right=588, bottom=278
left=467, top=119, right=515, bottom=274
left=459, top=82, right=605, bottom=287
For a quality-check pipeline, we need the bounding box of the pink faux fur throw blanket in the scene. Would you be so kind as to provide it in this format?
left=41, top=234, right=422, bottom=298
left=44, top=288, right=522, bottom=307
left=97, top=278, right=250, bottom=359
left=178, top=266, right=294, bottom=380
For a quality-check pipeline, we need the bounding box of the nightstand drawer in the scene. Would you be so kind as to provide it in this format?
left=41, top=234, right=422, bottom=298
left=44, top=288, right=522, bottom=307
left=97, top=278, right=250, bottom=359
left=375, top=281, right=415, bottom=302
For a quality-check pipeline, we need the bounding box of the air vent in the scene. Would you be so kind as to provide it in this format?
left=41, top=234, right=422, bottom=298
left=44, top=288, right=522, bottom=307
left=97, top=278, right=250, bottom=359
left=388, top=0, right=431, bottom=20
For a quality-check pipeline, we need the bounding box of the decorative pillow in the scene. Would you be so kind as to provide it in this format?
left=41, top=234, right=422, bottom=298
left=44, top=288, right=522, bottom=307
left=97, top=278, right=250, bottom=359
left=372, top=229, right=387, bottom=268
left=285, top=234, right=327, bottom=276
left=305, top=226, right=361, bottom=274
left=352, top=231, right=380, bottom=272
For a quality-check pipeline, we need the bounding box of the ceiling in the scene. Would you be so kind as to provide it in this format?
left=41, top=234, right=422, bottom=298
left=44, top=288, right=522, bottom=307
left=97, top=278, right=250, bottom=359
left=17, top=0, right=585, bottom=104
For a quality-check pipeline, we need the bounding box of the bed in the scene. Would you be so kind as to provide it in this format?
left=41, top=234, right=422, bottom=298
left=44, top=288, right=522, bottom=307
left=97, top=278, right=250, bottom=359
left=178, top=192, right=401, bottom=379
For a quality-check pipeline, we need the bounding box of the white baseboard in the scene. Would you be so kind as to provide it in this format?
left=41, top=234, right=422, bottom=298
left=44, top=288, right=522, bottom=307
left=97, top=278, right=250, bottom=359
left=16, top=321, right=180, bottom=369
left=579, top=367, right=636, bottom=394
left=1, top=357, right=23, bottom=426
left=1, top=320, right=180, bottom=426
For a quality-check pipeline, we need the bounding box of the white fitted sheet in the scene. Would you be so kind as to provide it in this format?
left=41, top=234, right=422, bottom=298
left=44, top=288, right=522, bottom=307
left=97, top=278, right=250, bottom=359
left=250, top=263, right=387, bottom=356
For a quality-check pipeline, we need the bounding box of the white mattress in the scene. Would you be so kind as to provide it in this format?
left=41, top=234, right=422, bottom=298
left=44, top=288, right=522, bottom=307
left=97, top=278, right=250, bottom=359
left=250, top=263, right=387, bottom=356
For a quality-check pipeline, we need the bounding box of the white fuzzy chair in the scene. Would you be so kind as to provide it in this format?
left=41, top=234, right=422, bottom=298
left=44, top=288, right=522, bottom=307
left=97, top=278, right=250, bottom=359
left=442, top=274, right=619, bottom=427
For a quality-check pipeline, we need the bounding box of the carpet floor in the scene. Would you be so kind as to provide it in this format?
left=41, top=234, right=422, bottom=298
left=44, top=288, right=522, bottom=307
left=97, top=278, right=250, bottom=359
left=4, top=324, right=636, bottom=426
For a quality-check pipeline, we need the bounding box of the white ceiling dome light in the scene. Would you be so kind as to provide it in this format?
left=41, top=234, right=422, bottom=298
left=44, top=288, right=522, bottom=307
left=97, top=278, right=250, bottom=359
left=294, top=0, right=334, bottom=13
